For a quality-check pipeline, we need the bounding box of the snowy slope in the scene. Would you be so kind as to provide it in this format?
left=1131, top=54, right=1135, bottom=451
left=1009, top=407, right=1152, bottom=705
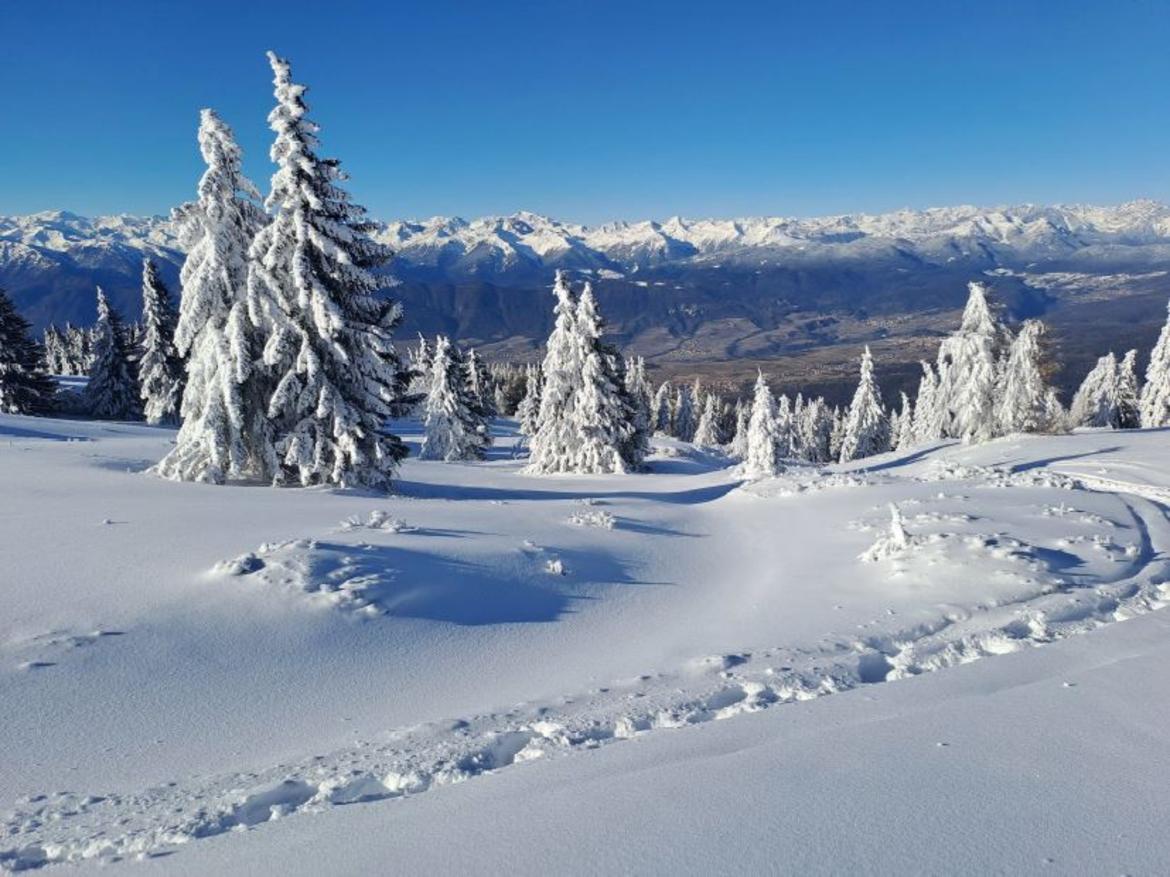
left=4, top=414, right=1170, bottom=872
left=140, top=607, right=1170, bottom=876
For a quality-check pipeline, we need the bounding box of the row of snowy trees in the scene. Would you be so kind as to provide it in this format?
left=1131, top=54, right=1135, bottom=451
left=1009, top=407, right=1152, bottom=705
left=738, top=350, right=881, bottom=478
left=0, top=260, right=182, bottom=420
left=69, top=261, right=187, bottom=424
left=43, top=323, right=96, bottom=376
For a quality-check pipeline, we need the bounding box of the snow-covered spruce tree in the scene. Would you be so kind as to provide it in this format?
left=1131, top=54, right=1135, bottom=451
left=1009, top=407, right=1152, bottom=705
left=0, top=290, right=56, bottom=414
left=41, top=326, right=68, bottom=375
left=64, top=324, right=93, bottom=375
left=495, top=361, right=531, bottom=417
left=744, top=372, right=782, bottom=478
left=247, top=52, right=409, bottom=488
left=894, top=392, right=915, bottom=450
left=828, top=406, right=844, bottom=460
left=527, top=271, right=583, bottom=473
left=420, top=335, right=490, bottom=461
left=465, top=348, right=496, bottom=418
left=1141, top=299, right=1170, bottom=427
left=412, top=334, right=432, bottom=374
left=693, top=392, right=722, bottom=448
left=1070, top=353, right=1122, bottom=428
left=652, top=381, right=674, bottom=434
left=85, top=288, right=140, bottom=420
left=728, top=397, right=750, bottom=458
left=673, top=382, right=696, bottom=442
left=935, top=282, right=1010, bottom=443
left=839, top=346, right=889, bottom=463
left=800, top=397, right=834, bottom=463
left=155, top=108, right=271, bottom=484
left=138, top=258, right=185, bottom=426
left=517, top=364, right=542, bottom=439
left=405, top=334, right=433, bottom=402
left=996, top=319, right=1057, bottom=435
left=572, top=283, right=641, bottom=473
left=775, top=394, right=795, bottom=459
left=789, top=394, right=806, bottom=460
left=916, top=359, right=949, bottom=444
left=1117, top=349, right=1140, bottom=429
left=624, top=356, right=654, bottom=449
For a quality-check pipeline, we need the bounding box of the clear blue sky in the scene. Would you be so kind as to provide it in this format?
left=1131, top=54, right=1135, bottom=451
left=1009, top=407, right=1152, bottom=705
left=2, top=0, right=1168, bottom=224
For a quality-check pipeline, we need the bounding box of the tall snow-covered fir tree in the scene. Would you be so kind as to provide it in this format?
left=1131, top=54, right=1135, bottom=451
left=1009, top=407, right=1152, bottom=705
left=790, top=394, right=806, bottom=460
left=624, top=356, right=654, bottom=450
left=247, top=52, right=409, bottom=488
left=527, top=272, right=583, bottom=473
left=1117, top=349, right=1141, bottom=429
left=41, top=326, right=69, bottom=376
left=420, top=335, right=491, bottom=461
left=652, top=381, right=674, bottom=434
left=774, top=393, right=795, bottom=459
left=85, top=288, right=140, bottom=420
left=996, top=319, right=1056, bottom=435
left=744, top=371, right=782, bottom=478
left=894, top=392, right=915, bottom=450
left=572, top=283, right=642, bottom=473
left=935, top=282, right=1010, bottom=443
left=1141, top=299, right=1170, bottom=428
left=828, top=406, right=844, bottom=460
left=728, top=397, right=750, bottom=459
left=913, top=360, right=945, bottom=444
left=465, top=348, right=496, bottom=418
left=526, top=274, right=644, bottom=474
left=517, top=364, right=542, bottom=439
left=692, top=392, right=722, bottom=448
left=799, top=397, right=834, bottom=463
left=137, top=258, right=185, bottom=426
left=1071, top=353, right=1123, bottom=428
left=155, top=109, right=271, bottom=484
left=0, top=289, right=55, bottom=415
left=63, top=324, right=93, bottom=376
left=672, top=383, right=696, bottom=442
left=405, top=334, right=433, bottom=401
left=838, top=346, right=889, bottom=463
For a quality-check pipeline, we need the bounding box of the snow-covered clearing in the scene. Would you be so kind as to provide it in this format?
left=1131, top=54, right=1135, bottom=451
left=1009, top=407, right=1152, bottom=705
left=4, top=416, right=1170, bottom=872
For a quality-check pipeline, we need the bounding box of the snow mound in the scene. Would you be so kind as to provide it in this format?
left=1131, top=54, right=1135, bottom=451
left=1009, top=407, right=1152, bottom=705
left=566, top=509, right=615, bottom=530
left=213, top=540, right=391, bottom=617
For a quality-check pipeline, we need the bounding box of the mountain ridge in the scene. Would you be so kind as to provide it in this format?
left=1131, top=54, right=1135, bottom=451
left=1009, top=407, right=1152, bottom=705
left=4, top=201, right=1170, bottom=405
left=5, top=199, right=1170, bottom=284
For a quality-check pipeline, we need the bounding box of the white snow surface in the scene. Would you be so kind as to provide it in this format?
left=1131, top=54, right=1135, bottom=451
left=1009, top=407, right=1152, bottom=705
left=4, top=415, right=1170, bottom=872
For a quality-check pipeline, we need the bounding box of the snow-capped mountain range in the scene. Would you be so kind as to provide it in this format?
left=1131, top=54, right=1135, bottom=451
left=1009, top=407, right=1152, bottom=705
left=375, top=200, right=1170, bottom=278
left=5, top=200, right=1170, bottom=286
left=3, top=202, right=1170, bottom=360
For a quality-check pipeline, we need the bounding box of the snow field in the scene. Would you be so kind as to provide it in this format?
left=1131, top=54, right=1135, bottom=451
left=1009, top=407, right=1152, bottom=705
left=4, top=417, right=1170, bottom=870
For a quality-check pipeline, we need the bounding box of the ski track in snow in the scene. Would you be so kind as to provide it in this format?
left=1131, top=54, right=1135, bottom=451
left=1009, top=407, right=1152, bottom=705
left=4, top=463, right=1170, bottom=872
